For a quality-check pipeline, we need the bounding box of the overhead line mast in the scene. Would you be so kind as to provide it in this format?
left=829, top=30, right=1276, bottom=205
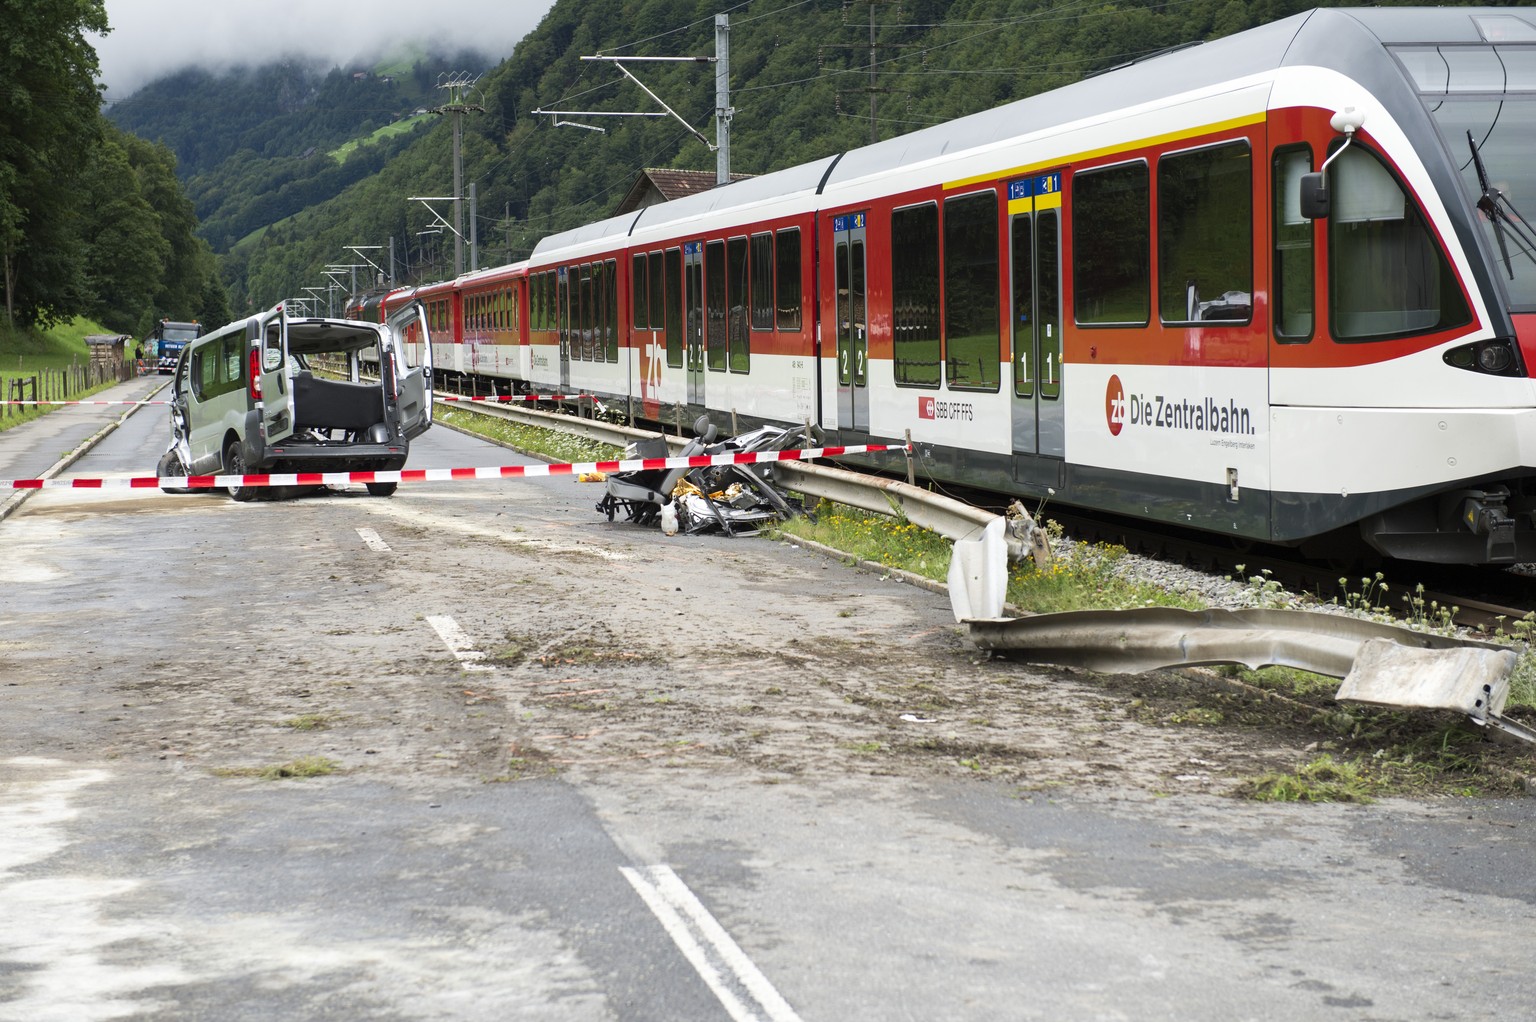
left=533, top=14, right=734, bottom=184
left=434, top=73, right=486, bottom=278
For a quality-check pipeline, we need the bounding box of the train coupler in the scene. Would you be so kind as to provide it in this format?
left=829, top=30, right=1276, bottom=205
left=1453, top=489, right=1519, bottom=562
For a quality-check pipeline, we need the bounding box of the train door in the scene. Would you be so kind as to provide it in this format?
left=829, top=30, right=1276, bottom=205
left=1008, top=172, right=1065, bottom=462
left=557, top=266, right=571, bottom=391
left=685, top=241, right=705, bottom=407
left=833, top=212, right=869, bottom=433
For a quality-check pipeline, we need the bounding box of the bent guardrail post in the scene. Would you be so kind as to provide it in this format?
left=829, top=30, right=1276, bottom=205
left=967, top=608, right=1530, bottom=745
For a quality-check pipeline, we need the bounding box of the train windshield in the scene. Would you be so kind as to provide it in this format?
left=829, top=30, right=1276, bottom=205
left=1400, top=44, right=1536, bottom=309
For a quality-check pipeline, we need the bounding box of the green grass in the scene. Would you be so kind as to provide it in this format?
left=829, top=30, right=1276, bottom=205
left=776, top=505, right=1203, bottom=614
left=329, top=114, right=432, bottom=164
left=278, top=713, right=333, bottom=731
left=0, top=317, right=122, bottom=433
left=213, top=756, right=340, bottom=780
left=440, top=407, right=623, bottom=465
left=1233, top=754, right=1375, bottom=803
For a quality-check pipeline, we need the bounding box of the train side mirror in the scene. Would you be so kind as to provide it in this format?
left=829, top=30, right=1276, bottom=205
left=1300, top=105, right=1365, bottom=220
left=1300, top=173, right=1330, bottom=219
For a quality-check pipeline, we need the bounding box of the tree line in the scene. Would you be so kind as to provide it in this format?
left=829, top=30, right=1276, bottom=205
left=1, top=0, right=229, bottom=338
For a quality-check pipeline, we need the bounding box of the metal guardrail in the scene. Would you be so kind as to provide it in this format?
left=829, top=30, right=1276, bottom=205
left=969, top=607, right=1532, bottom=745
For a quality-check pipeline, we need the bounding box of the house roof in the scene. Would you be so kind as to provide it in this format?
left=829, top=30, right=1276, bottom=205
left=612, top=168, right=754, bottom=216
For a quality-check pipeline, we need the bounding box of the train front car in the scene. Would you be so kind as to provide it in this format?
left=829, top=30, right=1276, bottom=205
left=812, top=7, right=1536, bottom=567
left=1276, top=7, right=1536, bottom=564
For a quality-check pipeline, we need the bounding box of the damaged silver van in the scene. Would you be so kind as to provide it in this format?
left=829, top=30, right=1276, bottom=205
left=157, top=303, right=434, bottom=499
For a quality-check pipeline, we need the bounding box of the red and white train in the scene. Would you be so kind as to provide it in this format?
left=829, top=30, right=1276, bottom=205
left=350, top=7, right=1536, bottom=565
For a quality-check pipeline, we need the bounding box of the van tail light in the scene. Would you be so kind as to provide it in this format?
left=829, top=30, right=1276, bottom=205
left=249, top=350, right=262, bottom=400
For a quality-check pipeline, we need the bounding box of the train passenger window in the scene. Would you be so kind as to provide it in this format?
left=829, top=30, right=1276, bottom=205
left=729, top=236, right=750, bottom=371
left=665, top=248, right=684, bottom=367
left=1328, top=146, right=1471, bottom=342
left=632, top=254, right=649, bottom=331
left=648, top=252, right=665, bottom=332
left=1273, top=147, right=1314, bottom=342
left=1158, top=142, right=1251, bottom=324
left=593, top=263, right=605, bottom=361
left=604, top=259, right=618, bottom=363
left=776, top=228, right=802, bottom=331
left=706, top=239, right=727, bottom=371
left=944, top=189, right=1002, bottom=391
left=891, top=202, right=941, bottom=388
left=579, top=264, right=594, bottom=361
left=1073, top=161, right=1150, bottom=325
left=750, top=233, right=774, bottom=331
left=588, top=263, right=602, bottom=362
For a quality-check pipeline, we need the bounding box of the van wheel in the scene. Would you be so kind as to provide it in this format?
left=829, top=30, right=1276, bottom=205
left=365, top=482, right=398, bottom=497
left=156, top=450, right=192, bottom=494
left=225, top=441, right=256, bottom=502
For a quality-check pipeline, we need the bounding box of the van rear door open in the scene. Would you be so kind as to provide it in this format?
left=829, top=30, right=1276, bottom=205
left=258, top=306, right=294, bottom=445
left=387, top=301, right=434, bottom=440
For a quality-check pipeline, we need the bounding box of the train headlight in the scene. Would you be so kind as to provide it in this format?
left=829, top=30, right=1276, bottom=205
left=1443, top=339, right=1522, bottom=376
left=1477, top=343, right=1513, bottom=373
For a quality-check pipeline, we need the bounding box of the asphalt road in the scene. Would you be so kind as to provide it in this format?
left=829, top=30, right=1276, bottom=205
left=2, top=385, right=1534, bottom=1022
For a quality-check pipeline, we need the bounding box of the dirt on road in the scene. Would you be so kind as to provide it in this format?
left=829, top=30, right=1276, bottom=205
left=9, top=485, right=1531, bottom=800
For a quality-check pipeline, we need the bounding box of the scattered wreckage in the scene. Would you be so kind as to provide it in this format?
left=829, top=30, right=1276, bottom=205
left=596, top=417, right=810, bottom=536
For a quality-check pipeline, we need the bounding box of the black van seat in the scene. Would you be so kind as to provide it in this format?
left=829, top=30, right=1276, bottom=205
left=293, top=373, right=385, bottom=433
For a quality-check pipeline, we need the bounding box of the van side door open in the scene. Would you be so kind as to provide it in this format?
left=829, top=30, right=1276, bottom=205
left=387, top=301, right=434, bottom=440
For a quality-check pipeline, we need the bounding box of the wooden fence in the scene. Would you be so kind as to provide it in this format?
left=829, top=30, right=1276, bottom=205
left=0, top=358, right=137, bottom=421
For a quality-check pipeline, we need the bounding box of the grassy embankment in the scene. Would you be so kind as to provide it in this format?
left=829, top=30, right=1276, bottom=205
left=0, top=317, right=123, bottom=434
left=443, top=403, right=1536, bottom=800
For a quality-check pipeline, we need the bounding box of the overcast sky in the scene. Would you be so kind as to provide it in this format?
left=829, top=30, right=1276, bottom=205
left=91, top=0, right=557, bottom=99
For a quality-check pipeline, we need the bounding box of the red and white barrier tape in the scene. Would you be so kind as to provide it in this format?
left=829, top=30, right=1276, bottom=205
left=0, top=444, right=907, bottom=491
left=439, top=393, right=594, bottom=403
left=0, top=394, right=585, bottom=407
left=0, top=399, right=169, bottom=406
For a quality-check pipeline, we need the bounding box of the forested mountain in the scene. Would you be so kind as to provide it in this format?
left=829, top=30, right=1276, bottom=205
left=0, top=0, right=224, bottom=337
left=224, top=0, right=1331, bottom=310
left=106, top=51, right=496, bottom=254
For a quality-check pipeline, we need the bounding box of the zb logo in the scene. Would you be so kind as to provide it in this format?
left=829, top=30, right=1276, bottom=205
left=1105, top=374, right=1126, bottom=436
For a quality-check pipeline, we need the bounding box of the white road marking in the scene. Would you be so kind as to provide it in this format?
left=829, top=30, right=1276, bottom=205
left=620, top=864, right=803, bottom=1022
left=427, top=614, right=495, bottom=672
left=355, top=526, right=391, bottom=552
